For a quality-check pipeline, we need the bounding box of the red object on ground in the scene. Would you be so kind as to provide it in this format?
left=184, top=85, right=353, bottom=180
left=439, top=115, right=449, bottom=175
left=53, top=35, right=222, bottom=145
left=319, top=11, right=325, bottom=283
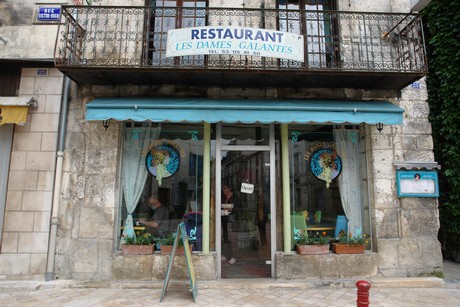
left=356, top=280, right=371, bottom=307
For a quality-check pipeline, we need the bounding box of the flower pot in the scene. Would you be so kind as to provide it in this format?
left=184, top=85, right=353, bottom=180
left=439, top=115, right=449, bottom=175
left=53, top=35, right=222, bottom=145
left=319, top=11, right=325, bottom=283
left=332, top=243, right=365, bottom=254
left=160, top=244, right=193, bottom=255
left=296, top=244, right=330, bottom=255
left=121, top=244, right=154, bottom=255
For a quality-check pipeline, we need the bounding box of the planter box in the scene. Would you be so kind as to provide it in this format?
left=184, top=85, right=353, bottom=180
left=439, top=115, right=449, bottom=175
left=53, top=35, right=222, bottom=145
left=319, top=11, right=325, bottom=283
left=332, top=243, right=365, bottom=254
left=121, top=244, right=154, bottom=255
left=160, top=244, right=193, bottom=255
left=296, top=244, right=330, bottom=255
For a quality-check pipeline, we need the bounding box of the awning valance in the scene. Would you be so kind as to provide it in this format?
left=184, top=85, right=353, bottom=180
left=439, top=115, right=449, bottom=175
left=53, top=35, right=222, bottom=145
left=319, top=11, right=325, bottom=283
left=0, top=96, right=36, bottom=126
left=85, top=97, right=404, bottom=125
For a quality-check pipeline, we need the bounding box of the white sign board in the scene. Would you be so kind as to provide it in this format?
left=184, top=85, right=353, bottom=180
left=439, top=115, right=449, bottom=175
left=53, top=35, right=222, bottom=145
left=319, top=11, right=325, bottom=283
left=166, top=26, right=304, bottom=62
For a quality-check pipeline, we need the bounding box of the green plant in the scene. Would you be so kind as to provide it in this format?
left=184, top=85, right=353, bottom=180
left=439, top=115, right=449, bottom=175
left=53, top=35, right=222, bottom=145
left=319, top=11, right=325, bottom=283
left=296, top=231, right=330, bottom=245
left=123, top=233, right=155, bottom=245
left=423, top=1, right=460, bottom=260
left=159, top=233, right=184, bottom=246
left=337, top=232, right=369, bottom=246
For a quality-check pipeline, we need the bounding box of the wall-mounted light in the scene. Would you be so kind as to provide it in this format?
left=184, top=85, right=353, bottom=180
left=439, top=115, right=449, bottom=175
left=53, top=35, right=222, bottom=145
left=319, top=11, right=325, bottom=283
left=376, top=122, right=384, bottom=133
left=102, top=119, right=111, bottom=130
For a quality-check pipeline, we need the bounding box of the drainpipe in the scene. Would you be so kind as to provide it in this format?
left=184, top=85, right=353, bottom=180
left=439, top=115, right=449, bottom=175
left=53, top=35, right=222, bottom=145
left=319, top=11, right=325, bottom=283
left=45, top=76, right=71, bottom=281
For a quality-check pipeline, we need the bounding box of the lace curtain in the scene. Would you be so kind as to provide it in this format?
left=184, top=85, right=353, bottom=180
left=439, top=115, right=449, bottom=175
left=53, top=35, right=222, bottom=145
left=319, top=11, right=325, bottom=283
left=122, top=126, right=161, bottom=239
left=333, top=126, right=362, bottom=237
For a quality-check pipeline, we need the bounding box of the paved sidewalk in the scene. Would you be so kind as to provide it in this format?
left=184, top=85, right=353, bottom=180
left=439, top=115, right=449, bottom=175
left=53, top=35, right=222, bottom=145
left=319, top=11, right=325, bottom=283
left=0, top=261, right=459, bottom=306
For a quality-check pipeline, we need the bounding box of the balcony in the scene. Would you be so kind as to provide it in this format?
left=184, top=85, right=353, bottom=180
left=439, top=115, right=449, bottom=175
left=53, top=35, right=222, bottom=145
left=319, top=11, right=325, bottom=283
left=54, top=6, right=427, bottom=90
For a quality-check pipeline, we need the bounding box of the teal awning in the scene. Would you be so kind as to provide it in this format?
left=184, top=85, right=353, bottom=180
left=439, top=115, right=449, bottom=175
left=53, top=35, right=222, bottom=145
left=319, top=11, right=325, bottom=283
left=86, top=97, right=404, bottom=125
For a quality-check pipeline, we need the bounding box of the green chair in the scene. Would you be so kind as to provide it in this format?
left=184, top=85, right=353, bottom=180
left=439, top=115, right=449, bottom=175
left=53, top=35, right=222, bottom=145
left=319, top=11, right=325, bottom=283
left=291, top=215, right=307, bottom=248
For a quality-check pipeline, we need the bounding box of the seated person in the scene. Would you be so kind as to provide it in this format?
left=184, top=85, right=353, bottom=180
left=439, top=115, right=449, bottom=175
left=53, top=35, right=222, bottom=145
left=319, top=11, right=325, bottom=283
left=138, top=196, right=169, bottom=237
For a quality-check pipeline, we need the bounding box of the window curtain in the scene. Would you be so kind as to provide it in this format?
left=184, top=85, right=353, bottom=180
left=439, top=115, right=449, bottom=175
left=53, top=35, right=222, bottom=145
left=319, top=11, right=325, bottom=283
left=333, top=126, right=362, bottom=237
left=122, top=126, right=161, bottom=239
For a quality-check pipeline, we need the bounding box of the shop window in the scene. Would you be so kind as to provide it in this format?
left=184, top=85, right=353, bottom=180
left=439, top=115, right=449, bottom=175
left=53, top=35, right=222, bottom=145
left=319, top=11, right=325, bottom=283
left=288, top=124, right=369, bottom=244
left=118, top=123, right=205, bottom=251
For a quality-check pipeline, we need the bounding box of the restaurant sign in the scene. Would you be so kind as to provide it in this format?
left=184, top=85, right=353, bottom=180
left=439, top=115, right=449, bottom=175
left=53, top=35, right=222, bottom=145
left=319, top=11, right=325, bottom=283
left=166, top=26, right=304, bottom=62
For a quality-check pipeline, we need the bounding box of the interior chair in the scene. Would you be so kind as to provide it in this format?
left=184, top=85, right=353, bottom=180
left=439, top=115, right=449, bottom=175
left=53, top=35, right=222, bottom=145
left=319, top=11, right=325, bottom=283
left=334, top=215, right=348, bottom=238
left=291, top=215, right=307, bottom=248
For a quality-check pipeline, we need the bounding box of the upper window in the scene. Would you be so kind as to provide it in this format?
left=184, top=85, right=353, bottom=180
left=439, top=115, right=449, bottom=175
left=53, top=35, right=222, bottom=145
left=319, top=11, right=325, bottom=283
left=278, top=0, right=339, bottom=67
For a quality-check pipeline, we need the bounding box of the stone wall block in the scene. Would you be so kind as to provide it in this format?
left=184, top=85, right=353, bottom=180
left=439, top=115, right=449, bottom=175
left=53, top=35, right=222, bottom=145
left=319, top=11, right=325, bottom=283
left=401, top=78, right=428, bottom=101
left=45, top=95, right=62, bottom=114
left=371, top=135, right=393, bottom=150
left=41, top=132, right=58, bottom=151
left=18, top=232, right=49, bottom=253
left=84, top=176, right=116, bottom=208
left=18, top=77, right=35, bottom=95
left=9, top=151, right=27, bottom=170
left=336, top=253, right=378, bottom=278
left=372, top=179, right=394, bottom=206
left=3, top=211, right=35, bottom=232
left=318, top=254, right=340, bottom=279
left=401, top=136, right=417, bottom=150
left=29, top=253, right=47, bottom=275
left=71, top=240, right=98, bottom=274
left=12, top=132, right=43, bottom=151
left=26, top=151, right=56, bottom=171
left=403, top=150, right=435, bottom=162
left=421, top=239, right=443, bottom=269
left=22, top=191, right=52, bottom=211
left=37, top=171, right=55, bottom=191
left=398, top=238, right=423, bottom=268
left=1, top=232, right=19, bottom=253
left=34, top=77, right=64, bottom=95
left=401, top=198, right=438, bottom=210
left=416, top=135, right=434, bottom=150
left=78, top=207, right=114, bottom=240
left=374, top=208, right=399, bottom=238
left=87, top=130, right=119, bottom=148
left=30, top=113, right=60, bottom=132
left=400, top=209, right=440, bottom=237
left=112, top=254, right=154, bottom=280
left=402, top=118, right=432, bottom=135
left=5, top=191, right=23, bottom=211
left=0, top=254, right=31, bottom=275
left=377, top=238, right=399, bottom=269
left=8, top=171, right=38, bottom=190
left=97, top=240, right=113, bottom=280
left=33, top=211, right=52, bottom=232
left=85, top=148, right=118, bottom=176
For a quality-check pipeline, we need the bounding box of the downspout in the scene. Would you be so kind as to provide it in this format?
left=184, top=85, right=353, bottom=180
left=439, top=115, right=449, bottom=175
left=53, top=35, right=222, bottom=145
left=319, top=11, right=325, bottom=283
left=45, top=76, right=71, bottom=281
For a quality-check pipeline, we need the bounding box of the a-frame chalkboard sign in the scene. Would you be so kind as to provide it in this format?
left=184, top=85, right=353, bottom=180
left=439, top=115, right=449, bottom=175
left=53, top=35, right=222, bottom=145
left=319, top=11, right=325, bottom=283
left=160, top=222, right=197, bottom=303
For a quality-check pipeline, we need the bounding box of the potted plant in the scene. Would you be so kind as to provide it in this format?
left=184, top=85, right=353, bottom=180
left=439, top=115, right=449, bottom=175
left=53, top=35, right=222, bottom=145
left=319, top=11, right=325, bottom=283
left=295, top=231, right=330, bottom=255
left=121, top=233, right=155, bottom=255
left=332, top=232, right=368, bottom=254
left=159, top=233, right=193, bottom=255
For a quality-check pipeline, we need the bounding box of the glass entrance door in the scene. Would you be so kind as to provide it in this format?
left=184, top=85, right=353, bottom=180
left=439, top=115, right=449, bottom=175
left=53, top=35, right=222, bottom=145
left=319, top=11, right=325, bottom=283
left=220, top=150, right=271, bottom=278
left=217, top=124, right=274, bottom=279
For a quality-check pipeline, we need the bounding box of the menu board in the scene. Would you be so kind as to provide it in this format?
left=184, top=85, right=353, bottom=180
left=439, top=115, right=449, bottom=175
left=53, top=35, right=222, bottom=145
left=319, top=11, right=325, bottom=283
left=160, top=222, right=197, bottom=302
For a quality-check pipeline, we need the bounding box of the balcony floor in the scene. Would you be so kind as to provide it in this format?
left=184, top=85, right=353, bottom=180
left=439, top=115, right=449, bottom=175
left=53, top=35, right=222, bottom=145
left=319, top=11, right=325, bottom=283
left=58, top=67, right=424, bottom=90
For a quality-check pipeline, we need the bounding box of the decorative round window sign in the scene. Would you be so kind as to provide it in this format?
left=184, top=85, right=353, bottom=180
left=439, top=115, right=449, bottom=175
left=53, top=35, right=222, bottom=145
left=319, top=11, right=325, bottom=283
left=146, top=142, right=181, bottom=185
left=309, top=147, right=342, bottom=188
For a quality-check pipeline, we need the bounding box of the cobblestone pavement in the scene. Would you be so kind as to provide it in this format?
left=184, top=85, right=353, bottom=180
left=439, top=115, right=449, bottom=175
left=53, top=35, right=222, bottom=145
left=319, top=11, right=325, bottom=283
left=1, top=261, right=459, bottom=307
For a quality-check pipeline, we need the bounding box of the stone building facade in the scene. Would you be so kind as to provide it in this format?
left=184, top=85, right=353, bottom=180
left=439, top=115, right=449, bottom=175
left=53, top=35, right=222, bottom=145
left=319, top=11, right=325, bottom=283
left=0, top=0, right=442, bottom=282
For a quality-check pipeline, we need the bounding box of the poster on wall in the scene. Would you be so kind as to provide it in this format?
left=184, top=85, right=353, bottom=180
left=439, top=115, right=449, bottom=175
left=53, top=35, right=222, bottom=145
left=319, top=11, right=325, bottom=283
left=146, top=141, right=183, bottom=186
left=397, top=170, right=439, bottom=197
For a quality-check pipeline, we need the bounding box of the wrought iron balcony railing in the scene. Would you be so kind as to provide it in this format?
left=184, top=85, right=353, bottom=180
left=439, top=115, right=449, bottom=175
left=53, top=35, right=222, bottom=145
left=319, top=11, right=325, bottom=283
left=54, top=5, right=427, bottom=87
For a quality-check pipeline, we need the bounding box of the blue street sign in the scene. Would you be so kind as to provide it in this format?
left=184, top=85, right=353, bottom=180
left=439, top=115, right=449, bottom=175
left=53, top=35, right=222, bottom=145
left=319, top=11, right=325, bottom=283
left=37, top=7, right=61, bottom=21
